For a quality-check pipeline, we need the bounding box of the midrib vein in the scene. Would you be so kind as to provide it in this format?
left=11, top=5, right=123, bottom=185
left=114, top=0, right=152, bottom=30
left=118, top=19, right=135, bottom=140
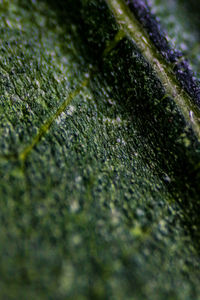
left=105, top=0, right=200, bottom=141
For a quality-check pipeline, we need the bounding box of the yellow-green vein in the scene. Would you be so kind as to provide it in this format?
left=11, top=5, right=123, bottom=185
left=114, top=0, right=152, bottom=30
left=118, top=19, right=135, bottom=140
left=19, top=77, right=89, bottom=162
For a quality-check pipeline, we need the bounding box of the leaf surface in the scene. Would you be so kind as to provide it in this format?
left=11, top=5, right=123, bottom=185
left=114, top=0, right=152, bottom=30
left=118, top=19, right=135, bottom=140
left=0, top=1, right=200, bottom=299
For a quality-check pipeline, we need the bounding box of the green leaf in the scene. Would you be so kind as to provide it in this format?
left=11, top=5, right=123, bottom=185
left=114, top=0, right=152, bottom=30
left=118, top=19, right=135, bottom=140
left=0, top=0, right=200, bottom=299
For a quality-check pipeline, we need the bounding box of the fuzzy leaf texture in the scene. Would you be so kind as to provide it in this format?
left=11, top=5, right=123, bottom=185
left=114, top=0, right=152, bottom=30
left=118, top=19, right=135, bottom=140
left=0, top=0, right=200, bottom=299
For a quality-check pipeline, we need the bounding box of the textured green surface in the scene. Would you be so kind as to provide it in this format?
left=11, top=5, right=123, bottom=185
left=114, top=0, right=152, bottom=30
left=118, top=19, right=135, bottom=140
left=0, top=0, right=200, bottom=299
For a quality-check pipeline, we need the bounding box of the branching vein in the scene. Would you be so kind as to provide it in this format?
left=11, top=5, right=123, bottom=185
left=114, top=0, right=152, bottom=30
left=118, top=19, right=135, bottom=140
left=19, top=77, right=89, bottom=162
